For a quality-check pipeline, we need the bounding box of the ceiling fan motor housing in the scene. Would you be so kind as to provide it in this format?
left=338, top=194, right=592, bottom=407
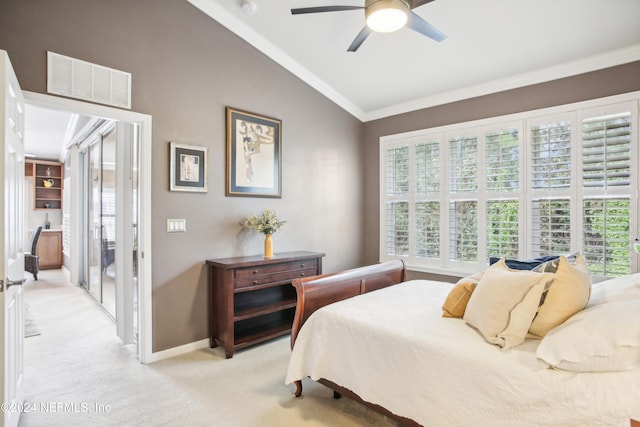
left=365, top=0, right=410, bottom=33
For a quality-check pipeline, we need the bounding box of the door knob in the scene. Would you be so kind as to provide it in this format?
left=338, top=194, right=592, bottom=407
left=6, top=278, right=26, bottom=289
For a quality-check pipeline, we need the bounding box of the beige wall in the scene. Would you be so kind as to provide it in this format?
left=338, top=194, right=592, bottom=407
left=0, top=0, right=363, bottom=351
left=3, top=0, right=639, bottom=350
left=363, top=61, right=640, bottom=281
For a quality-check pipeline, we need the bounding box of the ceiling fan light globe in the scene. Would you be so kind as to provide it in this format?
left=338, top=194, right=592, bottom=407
left=365, top=0, right=409, bottom=33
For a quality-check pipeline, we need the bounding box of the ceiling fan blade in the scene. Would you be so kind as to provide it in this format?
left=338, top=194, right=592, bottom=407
left=406, top=11, right=446, bottom=42
left=347, top=26, right=372, bottom=52
left=408, top=0, right=436, bottom=9
left=291, top=6, right=364, bottom=15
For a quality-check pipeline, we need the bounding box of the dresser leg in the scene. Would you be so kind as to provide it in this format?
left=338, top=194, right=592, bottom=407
left=209, top=337, right=217, bottom=348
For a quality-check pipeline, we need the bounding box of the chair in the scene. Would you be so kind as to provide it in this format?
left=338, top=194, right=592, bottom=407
left=25, top=225, right=43, bottom=280
left=101, top=226, right=115, bottom=272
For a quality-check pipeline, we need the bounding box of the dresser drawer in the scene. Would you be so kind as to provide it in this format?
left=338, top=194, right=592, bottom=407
left=234, top=259, right=318, bottom=279
left=235, top=267, right=318, bottom=290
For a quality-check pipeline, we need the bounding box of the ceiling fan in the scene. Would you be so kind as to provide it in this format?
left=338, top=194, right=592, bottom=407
left=291, top=0, right=446, bottom=52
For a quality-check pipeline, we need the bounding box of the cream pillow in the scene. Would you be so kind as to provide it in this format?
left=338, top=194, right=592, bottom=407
left=536, top=299, right=640, bottom=372
left=442, top=272, right=482, bottom=318
left=529, top=254, right=591, bottom=338
left=588, top=272, right=640, bottom=306
left=463, top=259, right=555, bottom=349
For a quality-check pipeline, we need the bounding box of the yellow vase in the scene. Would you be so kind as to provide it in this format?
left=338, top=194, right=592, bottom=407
left=264, top=233, right=273, bottom=259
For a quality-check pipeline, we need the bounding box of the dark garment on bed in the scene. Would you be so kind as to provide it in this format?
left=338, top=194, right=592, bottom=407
left=488, top=255, right=560, bottom=270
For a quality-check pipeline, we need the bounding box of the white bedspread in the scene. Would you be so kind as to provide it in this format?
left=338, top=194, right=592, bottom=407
left=286, top=280, right=640, bottom=426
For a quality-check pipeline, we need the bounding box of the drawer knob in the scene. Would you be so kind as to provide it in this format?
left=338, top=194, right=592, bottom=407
left=300, top=264, right=304, bottom=267
left=252, top=270, right=258, bottom=274
left=253, top=280, right=258, bottom=285
left=300, top=272, right=305, bottom=277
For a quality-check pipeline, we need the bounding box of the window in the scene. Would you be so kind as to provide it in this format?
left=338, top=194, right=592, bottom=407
left=380, top=94, right=639, bottom=277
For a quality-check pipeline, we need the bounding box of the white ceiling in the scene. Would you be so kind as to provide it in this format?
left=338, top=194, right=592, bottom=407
left=188, top=0, right=640, bottom=121
left=24, top=104, right=74, bottom=161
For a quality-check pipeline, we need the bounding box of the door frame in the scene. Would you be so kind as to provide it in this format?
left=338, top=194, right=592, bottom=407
left=23, top=91, right=153, bottom=363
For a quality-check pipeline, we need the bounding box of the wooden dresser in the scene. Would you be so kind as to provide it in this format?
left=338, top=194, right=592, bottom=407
left=206, top=251, right=324, bottom=358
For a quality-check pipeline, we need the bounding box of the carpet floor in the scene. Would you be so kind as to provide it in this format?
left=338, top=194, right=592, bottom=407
left=24, top=303, right=40, bottom=338
left=20, top=269, right=397, bottom=427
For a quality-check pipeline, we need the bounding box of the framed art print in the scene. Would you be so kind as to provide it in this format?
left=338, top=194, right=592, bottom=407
left=169, top=141, right=208, bottom=192
left=226, top=107, right=282, bottom=198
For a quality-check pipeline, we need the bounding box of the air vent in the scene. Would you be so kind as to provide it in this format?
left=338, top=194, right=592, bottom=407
left=47, top=51, right=131, bottom=109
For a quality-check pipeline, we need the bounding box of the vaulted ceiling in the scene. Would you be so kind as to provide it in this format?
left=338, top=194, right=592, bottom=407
left=188, top=0, right=640, bottom=121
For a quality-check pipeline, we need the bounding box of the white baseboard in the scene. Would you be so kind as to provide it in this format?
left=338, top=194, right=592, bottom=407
left=145, top=338, right=211, bottom=363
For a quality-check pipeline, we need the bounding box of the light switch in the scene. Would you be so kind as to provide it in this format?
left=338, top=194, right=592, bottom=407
left=167, top=219, right=186, bottom=233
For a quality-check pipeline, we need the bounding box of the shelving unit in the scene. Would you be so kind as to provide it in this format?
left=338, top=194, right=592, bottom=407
left=25, top=159, right=64, bottom=210
left=206, top=251, right=324, bottom=358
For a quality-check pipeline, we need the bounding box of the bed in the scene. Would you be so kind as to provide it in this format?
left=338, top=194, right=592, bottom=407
left=285, top=260, right=640, bottom=427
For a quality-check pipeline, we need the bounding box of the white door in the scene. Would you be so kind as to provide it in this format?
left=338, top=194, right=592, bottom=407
left=0, top=50, right=26, bottom=427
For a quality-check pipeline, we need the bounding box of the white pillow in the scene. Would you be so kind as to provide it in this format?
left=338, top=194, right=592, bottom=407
left=589, top=273, right=640, bottom=306
left=464, top=259, right=555, bottom=349
left=529, top=254, right=592, bottom=338
left=537, top=300, right=640, bottom=372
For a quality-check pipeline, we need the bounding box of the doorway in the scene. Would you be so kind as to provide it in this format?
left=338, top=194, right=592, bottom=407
left=23, top=91, right=153, bottom=362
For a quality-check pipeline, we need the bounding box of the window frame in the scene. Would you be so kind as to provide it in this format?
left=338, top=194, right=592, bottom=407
left=379, top=92, right=640, bottom=278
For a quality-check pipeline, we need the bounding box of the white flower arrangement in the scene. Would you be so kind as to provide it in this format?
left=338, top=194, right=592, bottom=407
left=243, top=209, right=286, bottom=235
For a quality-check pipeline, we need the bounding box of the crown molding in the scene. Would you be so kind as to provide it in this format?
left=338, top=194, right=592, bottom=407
left=363, top=44, right=640, bottom=122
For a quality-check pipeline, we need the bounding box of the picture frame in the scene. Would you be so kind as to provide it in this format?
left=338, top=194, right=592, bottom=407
left=226, top=107, right=282, bottom=198
left=169, top=141, right=208, bottom=192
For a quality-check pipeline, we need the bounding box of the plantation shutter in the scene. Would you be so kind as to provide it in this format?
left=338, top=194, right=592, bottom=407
left=449, top=200, right=478, bottom=262
left=486, top=128, right=519, bottom=192
left=583, top=198, right=630, bottom=276
left=448, top=134, right=479, bottom=264
left=579, top=107, right=633, bottom=276
left=449, top=136, right=477, bottom=193
left=531, top=198, right=571, bottom=256
left=385, top=146, right=410, bottom=257
left=530, top=121, right=571, bottom=189
left=415, top=140, right=441, bottom=260
left=386, top=146, right=409, bottom=196
left=415, top=141, right=440, bottom=195
left=386, top=202, right=409, bottom=256
left=416, top=201, right=440, bottom=259
left=486, top=200, right=519, bottom=258
left=530, top=118, right=572, bottom=257
left=582, top=112, right=631, bottom=188
left=485, top=127, right=520, bottom=260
